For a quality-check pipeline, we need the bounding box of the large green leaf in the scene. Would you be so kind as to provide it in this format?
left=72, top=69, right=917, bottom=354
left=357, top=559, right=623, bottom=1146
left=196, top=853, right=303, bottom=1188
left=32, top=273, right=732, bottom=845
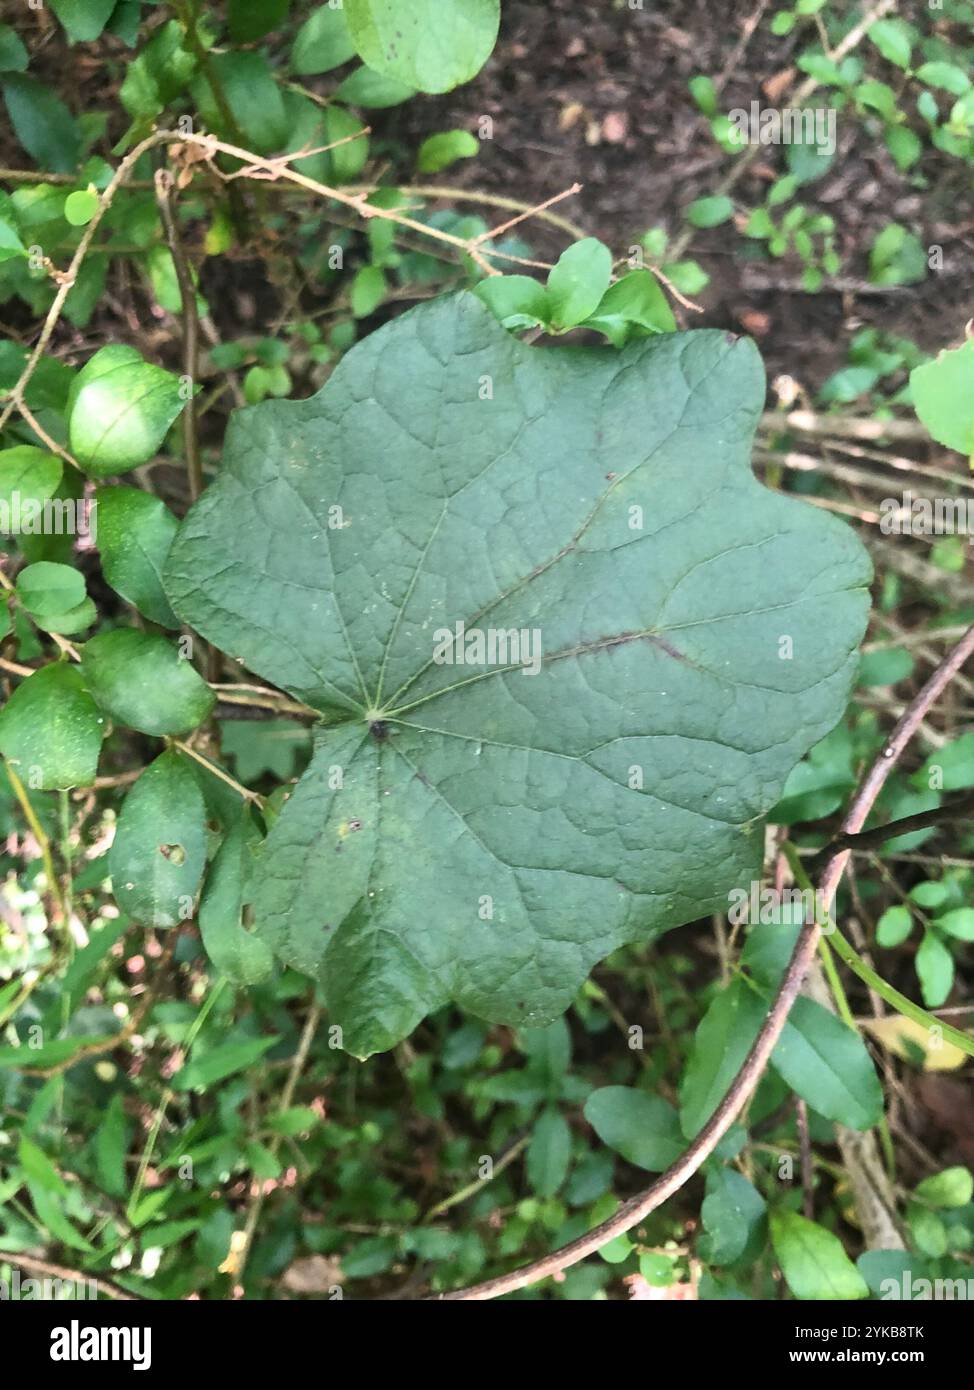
left=910, top=340, right=974, bottom=457
left=164, top=292, right=871, bottom=1057
left=81, top=629, right=215, bottom=736
left=770, top=996, right=883, bottom=1131
left=770, top=1210, right=869, bottom=1300
left=584, top=1086, right=684, bottom=1172
left=0, top=662, right=104, bottom=789
left=291, top=4, right=357, bottom=74
left=109, top=749, right=207, bottom=927
left=198, top=809, right=275, bottom=986
left=67, top=345, right=186, bottom=476
left=1, top=73, right=81, bottom=172
left=680, top=980, right=768, bottom=1139
left=345, top=0, right=499, bottom=94
left=94, top=485, right=180, bottom=627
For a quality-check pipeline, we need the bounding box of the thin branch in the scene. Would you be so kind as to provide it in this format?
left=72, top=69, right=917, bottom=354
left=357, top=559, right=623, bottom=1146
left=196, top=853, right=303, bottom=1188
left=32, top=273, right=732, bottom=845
left=0, top=1251, right=138, bottom=1302
left=433, top=620, right=974, bottom=1300
left=762, top=408, right=931, bottom=444
left=470, top=183, right=582, bottom=245
left=172, top=739, right=264, bottom=806
left=0, top=129, right=173, bottom=433
left=787, top=846, right=974, bottom=1058
left=647, top=262, right=704, bottom=314
left=177, top=131, right=511, bottom=277
left=808, top=791, right=974, bottom=871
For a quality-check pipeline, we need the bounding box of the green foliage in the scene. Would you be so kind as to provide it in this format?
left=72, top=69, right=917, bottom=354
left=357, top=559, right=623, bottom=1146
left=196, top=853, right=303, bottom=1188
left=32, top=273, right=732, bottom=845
left=81, top=629, right=216, bottom=737
left=109, top=749, right=207, bottom=927
left=164, top=293, right=869, bottom=1057
left=67, top=346, right=188, bottom=476
left=910, top=340, right=974, bottom=457
left=770, top=1210, right=869, bottom=1300
left=0, top=0, right=972, bottom=1309
left=93, top=485, right=181, bottom=627
left=345, top=0, right=500, bottom=94
left=0, top=662, right=103, bottom=788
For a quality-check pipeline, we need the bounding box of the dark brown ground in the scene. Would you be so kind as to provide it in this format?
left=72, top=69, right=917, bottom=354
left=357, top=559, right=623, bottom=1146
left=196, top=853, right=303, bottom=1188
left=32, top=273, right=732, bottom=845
left=389, top=0, right=974, bottom=389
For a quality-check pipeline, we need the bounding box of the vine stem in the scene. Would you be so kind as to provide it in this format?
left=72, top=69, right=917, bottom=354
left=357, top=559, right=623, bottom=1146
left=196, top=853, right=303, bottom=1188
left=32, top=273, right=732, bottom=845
left=0, top=129, right=594, bottom=444
left=433, top=620, right=974, bottom=1300
left=0, top=1251, right=138, bottom=1302
left=786, top=844, right=974, bottom=1059
left=0, top=129, right=172, bottom=435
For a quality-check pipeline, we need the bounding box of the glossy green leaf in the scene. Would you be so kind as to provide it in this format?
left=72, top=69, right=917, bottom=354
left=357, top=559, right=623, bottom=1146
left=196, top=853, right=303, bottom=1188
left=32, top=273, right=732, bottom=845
left=910, top=341, right=974, bottom=456
left=526, top=1108, right=572, bottom=1197
left=916, top=928, right=953, bottom=1008
left=1, top=73, right=81, bottom=172
left=680, top=980, right=768, bottom=1138
left=334, top=65, right=416, bottom=107
left=868, top=223, right=927, bottom=287
left=935, top=908, right=974, bottom=942
left=94, top=1093, right=131, bottom=1198
left=49, top=0, right=116, bottom=44
left=94, top=484, right=180, bottom=627
left=770, top=996, right=884, bottom=1130
left=291, top=4, right=357, bottom=74
left=0, top=662, right=103, bottom=789
left=770, top=1210, right=869, bottom=1300
left=0, top=446, right=64, bottom=519
left=907, top=1201, right=947, bottom=1257
left=198, top=810, right=275, bottom=986
left=584, top=1086, right=684, bottom=1172
left=0, top=215, right=26, bottom=263
left=119, top=20, right=195, bottom=121
left=81, top=629, right=215, bottom=736
left=67, top=345, right=186, bottom=476
left=546, top=238, right=613, bottom=330
left=583, top=269, right=676, bottom=346
left=876, top=904, right=913, bottom=947
left=686, top=196, right=734, bottom=228
left=228, top=0, right=290, bottom=44
left=916, top=61, right=971, bottom=96
left=34, top=598, right=97, bottom=636
left=64, top=188, right=99, bottom=226
left=474, top=274, right=549, bottom=331
left=345, top=0, right=499, bottom=94
left=914, top=1166, right=973, bottom=1209
left=16, top=560, right=85, bottom=617
left=416, top=129, right=479, bottom=174
left=350, top=264, right=386, bottom=319
left=191, top=51, right=288, bottom=155
left=109, top=749, right=207, bottom=927
left=867, top=18, right=912, bottom=70
left=171, top=1033, right=279, bottom=1090
left=700, top=1167, right=766, bottom=1265
left=0, top=23, right=29, bottom=73
left=323, top=103, right=369, bottom=181
left=164, top=292, right=871, bottom=1057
